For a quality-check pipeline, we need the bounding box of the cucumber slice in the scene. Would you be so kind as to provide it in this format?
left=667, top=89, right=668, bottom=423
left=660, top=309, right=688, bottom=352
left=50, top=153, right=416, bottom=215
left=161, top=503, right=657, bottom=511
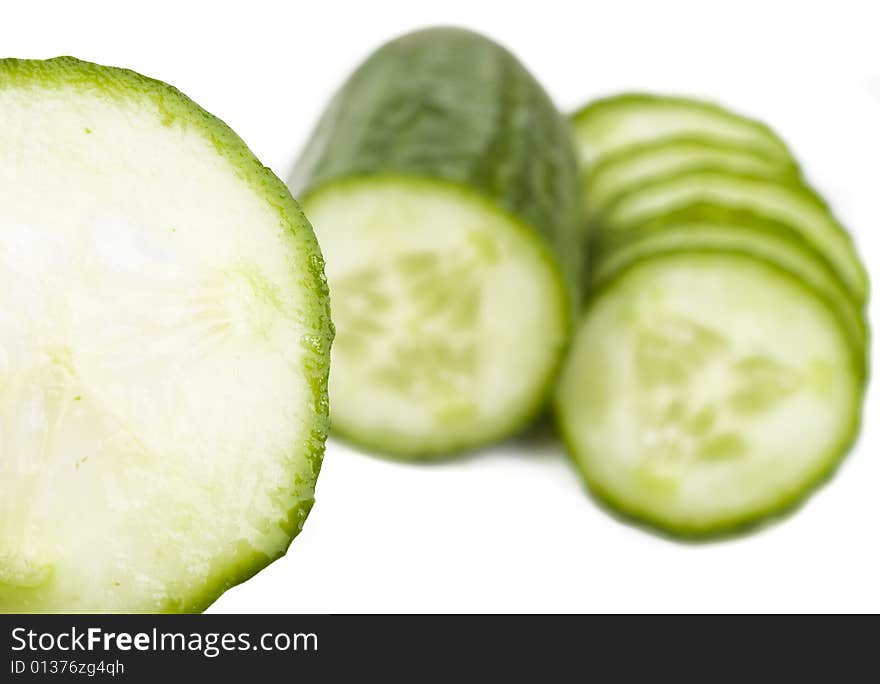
left=555, top=252, right=863, bottom=536
left=293, top=28, right=579, bottom=457
left=591, top=211, right=867, bottom=357
left=601, top=169, right=868, bottom=303
left=572, top=93, right=792, bottom=172
left=585, top=138, right=798, bottom=218
left=0, top=58, right=332, bottom=612
left=307, top=178, right=568, bottom=456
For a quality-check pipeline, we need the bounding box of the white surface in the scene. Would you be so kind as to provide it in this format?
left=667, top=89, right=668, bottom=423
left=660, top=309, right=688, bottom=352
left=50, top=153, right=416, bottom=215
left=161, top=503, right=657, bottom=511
left=3, top=0, right=878, bottom=613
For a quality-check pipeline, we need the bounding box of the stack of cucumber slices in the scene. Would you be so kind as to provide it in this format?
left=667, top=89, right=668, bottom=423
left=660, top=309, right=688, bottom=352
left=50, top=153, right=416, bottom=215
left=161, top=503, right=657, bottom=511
left=556, top=94, right=869, bottom=537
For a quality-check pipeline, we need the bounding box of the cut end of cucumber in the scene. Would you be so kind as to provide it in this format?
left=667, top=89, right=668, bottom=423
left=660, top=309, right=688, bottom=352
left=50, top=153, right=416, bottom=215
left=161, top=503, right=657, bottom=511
left=555, top=253, right=861, bottom=536
left=305, top=177, right=569, bottom=457
left=0, top=58, right=331, bottom=612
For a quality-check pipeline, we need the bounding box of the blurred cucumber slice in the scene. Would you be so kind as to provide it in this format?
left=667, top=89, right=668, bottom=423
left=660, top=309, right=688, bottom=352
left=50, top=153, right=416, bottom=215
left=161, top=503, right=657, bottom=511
left=601, top=169, right=868, bottom=303
left=555, top=252, right=863, bottom=537
left=572, top=93, right=792, bottom=172
left=305, top=179, right=569, bottom=456
left=585, top=138, right=798, bottom=218
left=591, top=209, right=867, bottom=357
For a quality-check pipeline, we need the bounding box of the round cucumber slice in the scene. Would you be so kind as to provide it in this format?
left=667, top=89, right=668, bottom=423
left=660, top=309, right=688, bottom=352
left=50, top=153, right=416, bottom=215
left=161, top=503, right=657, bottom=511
left=0, top=58, right=332, bottom=612
left=306, top=177, right=568, bottom=457
left=590, top=210, right=867, bottom=357
left=585, top=137, right=799, bottom=218
left=572, top=93, right=792, bottom=172
left=555, top=252, right=863, bottom=537
left=600, top=169, right=868, bottom=304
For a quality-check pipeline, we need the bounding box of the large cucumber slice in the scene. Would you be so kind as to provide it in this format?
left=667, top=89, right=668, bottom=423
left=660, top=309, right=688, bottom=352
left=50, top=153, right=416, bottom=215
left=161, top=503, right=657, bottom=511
left=0, top=58, right=332, bottom=612
left=590, top=210, right=867, bottom=357
left=572, top=93, right=792, bottom=172
left=600, top=169, right=868, bottom=303
left=292, top=28, right=579, bottom=457
left=585, top=138, right=798, bottom=218
left=555, top=252, right=863, bottom=537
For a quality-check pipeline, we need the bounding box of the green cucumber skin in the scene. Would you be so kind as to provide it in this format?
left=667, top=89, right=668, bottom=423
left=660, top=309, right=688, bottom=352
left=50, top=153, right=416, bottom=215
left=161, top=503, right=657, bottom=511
left=554, top=250, right=867, bottom=540
left=291, top=27, right=583, bottom=300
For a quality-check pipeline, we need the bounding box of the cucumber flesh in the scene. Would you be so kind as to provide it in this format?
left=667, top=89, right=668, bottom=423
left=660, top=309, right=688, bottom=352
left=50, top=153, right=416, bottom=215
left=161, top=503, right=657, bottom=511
left=591, top=214, right=867, bottom=357
left=0, top=58, right=331, bottom=612
left=601, top=170, right=868, bottom=303
left=572, top=94, right=792, bottom=171
left=307, top=178, right=568, bottom=456
left=555, top=252, right=862, bottom=536
left=585, top=137, right=798, bottom=218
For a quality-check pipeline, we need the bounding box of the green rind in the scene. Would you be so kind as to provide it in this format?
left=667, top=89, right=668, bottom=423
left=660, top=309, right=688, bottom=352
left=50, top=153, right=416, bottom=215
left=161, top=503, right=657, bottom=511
left=599, top=167, right=869, bottom=304
left=292, top=26, right=583, bottom=303
left=571, top=92, right=793, bottom=172
left=0, top=57, right=333, bottom=614
left=584, top=136, right=800, bottom=218
left=304, top=174, right=571, bottom=460
left=554, top=250, right=866, bottom=539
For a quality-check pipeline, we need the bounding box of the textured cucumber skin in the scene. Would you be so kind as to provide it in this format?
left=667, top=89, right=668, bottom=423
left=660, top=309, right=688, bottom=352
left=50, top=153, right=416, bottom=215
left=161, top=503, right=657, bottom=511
left=291, top=26, right=583, bottom=300
left=571, top=92, right=793, bottom=169
left=0, top=57, right=333, bottom=613
left=554, top=250, right=867, bottom=540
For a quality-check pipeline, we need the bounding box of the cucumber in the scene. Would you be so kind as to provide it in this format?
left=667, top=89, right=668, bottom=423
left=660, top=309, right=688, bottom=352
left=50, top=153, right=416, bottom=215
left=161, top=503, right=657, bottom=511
left=0, top=58, right=332, bottom=612
left=292, top=28, right=580, bottom=457
left=572, top=93, right=792, bottom=172
left=590, top=210, right=867, bottom=356
left=555, top=252, right=863, bottom=537
left=600, top=169, right=868, bottom=303
left=585, top=138, right=799, bottom=218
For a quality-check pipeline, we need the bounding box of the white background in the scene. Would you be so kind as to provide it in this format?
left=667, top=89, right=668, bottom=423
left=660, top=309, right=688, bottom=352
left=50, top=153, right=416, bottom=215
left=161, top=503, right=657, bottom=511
left=5, top=1, right=878, bottom=613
